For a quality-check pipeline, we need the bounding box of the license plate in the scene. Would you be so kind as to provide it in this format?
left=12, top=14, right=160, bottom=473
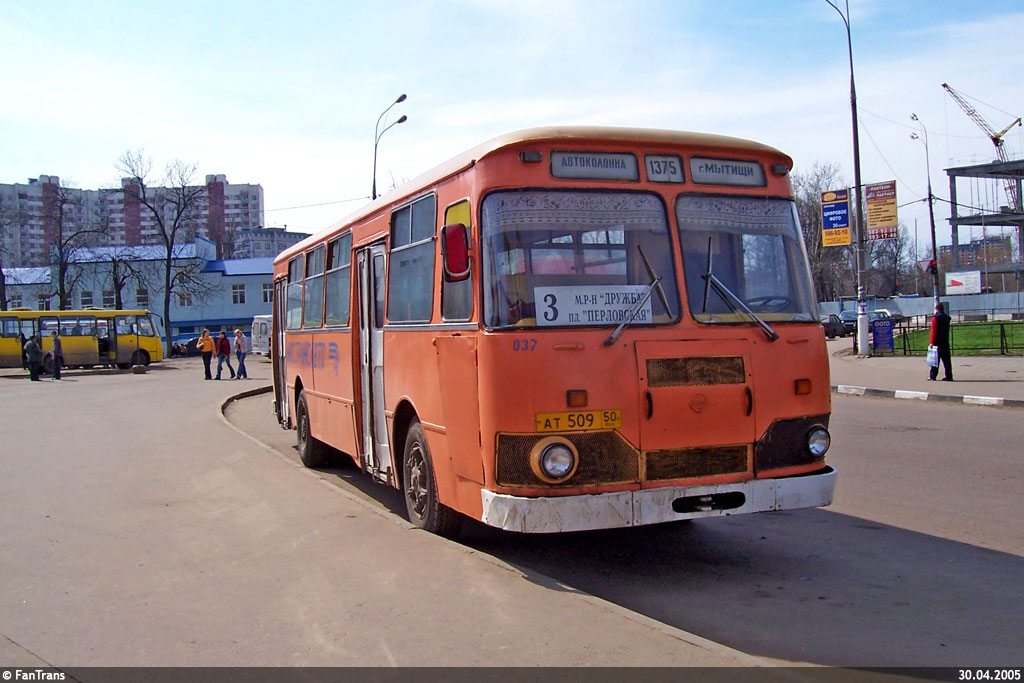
left=535, top=409, right=622, bottom=432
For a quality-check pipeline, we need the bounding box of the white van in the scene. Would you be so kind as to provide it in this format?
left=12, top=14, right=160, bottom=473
left=251, top=314, right=271, bottom=356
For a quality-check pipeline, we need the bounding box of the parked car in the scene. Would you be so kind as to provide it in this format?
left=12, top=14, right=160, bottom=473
left=872, top=308, right=904, bottom=322
left=839, top=310, right=857, bottom=334
left=821, top=314, right=845, bottom=339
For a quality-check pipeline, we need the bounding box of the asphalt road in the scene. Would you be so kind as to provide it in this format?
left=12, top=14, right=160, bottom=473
left=2, top=359, right=1021, bottom=669
left=229, top=389, right=1024, bottom=668
left=0, top=360, right=761, bottom=668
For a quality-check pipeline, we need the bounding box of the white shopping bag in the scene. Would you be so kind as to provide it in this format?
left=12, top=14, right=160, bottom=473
left=926, top=345, right=939, bottom=367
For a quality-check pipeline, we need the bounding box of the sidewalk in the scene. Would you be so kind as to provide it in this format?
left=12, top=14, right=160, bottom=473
left=827, top=338, right=1024, bottom=408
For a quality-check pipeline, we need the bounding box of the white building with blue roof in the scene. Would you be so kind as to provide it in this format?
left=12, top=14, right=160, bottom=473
left=2, top=238, right=273, bottom=346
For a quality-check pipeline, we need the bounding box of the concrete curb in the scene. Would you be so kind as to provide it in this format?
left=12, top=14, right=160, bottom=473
left=832, top=384, right=1024, bottom=409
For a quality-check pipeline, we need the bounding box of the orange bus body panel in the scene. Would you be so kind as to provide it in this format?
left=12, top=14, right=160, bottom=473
left=273, top=127, right=835, bottom=533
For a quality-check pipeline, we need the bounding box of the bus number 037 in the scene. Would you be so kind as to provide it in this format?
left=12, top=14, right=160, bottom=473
left=512, top=339, right=537, bottom=352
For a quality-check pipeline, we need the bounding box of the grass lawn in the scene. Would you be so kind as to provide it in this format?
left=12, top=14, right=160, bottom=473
left=897, top=321, right=1024, bottom=356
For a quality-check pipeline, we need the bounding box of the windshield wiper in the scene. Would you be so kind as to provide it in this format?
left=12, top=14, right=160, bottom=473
left=603, top=246, right=664, bottom=347
left=700, top=237, right=778, bottom=342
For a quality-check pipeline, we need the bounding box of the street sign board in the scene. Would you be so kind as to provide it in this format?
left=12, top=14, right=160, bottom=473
left=871, top=318, right=894, bottom=353
left=865, top=180, right=898, bottom=240
left=946, top=271, right=982, bottom=295
left=821, top=189, right=851, bottom=247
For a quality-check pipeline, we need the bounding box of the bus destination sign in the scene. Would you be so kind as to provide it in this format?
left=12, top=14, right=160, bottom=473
left=551, top=152, right=639, bottom=181
left=534, top=285, right=652, bottom=327
left=690, top=157, right=766, bottom=187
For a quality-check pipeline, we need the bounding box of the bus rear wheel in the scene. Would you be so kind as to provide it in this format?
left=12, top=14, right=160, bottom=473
left=403, top=420, right=461, bottom=538
left=296, top=391, right=329, bottom=468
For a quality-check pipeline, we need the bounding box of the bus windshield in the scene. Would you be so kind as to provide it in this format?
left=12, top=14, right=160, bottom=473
left=677, top=195, right=816, bottom=324
left=482, top=190, right=680, bottom=329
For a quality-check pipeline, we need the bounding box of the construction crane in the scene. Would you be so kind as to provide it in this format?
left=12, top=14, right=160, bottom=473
left=941, top=82, right=1022, bottom=212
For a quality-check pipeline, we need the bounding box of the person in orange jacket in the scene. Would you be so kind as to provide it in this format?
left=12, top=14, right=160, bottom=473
left=196, top=329, right=216, bottom=380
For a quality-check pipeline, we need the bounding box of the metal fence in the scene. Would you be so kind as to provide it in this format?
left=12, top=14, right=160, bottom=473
left=893, top=319, right=1024, bottom=356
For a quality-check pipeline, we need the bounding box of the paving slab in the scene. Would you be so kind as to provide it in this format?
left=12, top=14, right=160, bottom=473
left=0, top=357, right=774, bottom=668
left=826, top=339, right=1024, bottom=408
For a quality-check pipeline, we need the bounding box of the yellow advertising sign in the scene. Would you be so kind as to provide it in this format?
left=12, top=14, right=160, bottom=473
left=865, top=181, right=898, bottom=240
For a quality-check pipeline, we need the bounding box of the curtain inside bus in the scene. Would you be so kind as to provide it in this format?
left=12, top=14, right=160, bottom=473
left=481, top=190, right=680, bottom=329
left=676, top=195, right=816, bottom=323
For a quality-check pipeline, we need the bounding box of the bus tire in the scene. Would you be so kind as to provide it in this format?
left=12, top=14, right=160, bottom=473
left=42, top=354, right=54, bottom=375
left=403, top=420, right=461, bottom=538
left=132, top=350, right=150, bottom=366
left=296, top=391, right=329, bottom=468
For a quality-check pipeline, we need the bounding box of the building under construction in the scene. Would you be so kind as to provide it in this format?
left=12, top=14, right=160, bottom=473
left=941, top=83, right=1023, bottom=291
left=945, top=159, right=1024, bottom=291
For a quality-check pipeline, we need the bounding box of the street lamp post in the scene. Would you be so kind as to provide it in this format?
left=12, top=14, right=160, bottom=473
left=825, top=0, right=870, bottom=357
left=910, top=114, right=941, bottom=306
left=372, top=94, right=408, bottom=200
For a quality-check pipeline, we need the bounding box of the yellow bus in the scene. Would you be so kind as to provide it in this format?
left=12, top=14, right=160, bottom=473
left=0, top=308, right=163, bottom=372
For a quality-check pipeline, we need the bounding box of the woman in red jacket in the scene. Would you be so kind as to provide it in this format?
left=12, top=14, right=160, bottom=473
left=215, top=331, right=235, bottom=380
left=929, top=302, right=953, bottom=381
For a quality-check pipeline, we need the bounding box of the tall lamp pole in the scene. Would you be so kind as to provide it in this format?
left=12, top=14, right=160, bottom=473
left=826, top=0, right=869, bottom=357
left=910, top=114, right=942, bottom=307
left=372, top=94, right=408, bottom=200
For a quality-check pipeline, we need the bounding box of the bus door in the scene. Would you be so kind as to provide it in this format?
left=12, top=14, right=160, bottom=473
left=356, top=242, right=392, bottom=482
left=273, top=279, right=290, bottom=427
left=96, top=319, right=112, bottom=363
left=634, top=340, right=756, bottom=484
left=61, top=316, right=99, bottom=366
left=0, top=316, right=20, bottom=367
left=114, top=315, right=137, bottom=365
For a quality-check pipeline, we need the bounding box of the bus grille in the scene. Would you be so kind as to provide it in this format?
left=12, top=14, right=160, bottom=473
left=646, top=357, right=745, bottom=387
left=645, top=445, right=749, bottom=481
left=495, top=431, right=640, bottom=487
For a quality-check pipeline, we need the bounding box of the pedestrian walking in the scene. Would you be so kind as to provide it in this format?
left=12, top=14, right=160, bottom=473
left=215, top=330, right=235, bottom=380
left=51, top=330, right=63, bottom=380
left=928, top=301, right=953, bottom=381
left=233, top=329, right=248, bottom=379
left=24, top=334, right=42, bottom=381
left=196, top=329, right=216, bottom=380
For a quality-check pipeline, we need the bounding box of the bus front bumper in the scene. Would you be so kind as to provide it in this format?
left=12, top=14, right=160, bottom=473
left=480, top=466, right=836, bottom=533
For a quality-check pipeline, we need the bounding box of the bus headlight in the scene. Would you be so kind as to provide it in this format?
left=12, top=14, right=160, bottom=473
left=530, top=437, right=578, bottom=484
left=807, top=427, right=830, bottom=458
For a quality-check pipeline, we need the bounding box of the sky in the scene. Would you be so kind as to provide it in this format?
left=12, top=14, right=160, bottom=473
left=2, top=0, right=1023, bottom=251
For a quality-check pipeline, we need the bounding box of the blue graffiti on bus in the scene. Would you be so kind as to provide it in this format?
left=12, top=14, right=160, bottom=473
left=287, top=339, right=340, bottom=375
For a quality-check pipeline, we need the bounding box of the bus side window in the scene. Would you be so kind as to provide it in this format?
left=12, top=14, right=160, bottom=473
left=387, top=194, right=436, bottom=323
left=442, top=200, right=473, bottom=322
left=1, top=317, right=18, bottom=337
left=324, top=233, right=352, bottom=327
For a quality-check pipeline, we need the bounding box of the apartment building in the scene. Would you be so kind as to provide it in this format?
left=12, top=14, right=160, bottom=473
left=0, top=174, right=266, bottom=266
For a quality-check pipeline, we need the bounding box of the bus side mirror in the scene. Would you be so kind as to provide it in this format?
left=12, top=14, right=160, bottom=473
left=441, top=223, right=471, bottom=281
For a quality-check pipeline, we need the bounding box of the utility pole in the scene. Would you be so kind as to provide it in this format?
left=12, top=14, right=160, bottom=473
left=826, top=0, right=870, bottom=356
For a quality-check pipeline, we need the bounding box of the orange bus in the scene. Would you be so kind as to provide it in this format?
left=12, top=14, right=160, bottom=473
left=271, top=127, right=836, bottom=536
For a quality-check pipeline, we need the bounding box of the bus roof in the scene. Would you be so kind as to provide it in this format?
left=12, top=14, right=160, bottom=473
left=276, top=126, right=792, bottom=265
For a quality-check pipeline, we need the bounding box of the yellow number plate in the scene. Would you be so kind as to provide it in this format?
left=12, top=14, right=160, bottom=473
left=535, top=410, right=622, bottom=432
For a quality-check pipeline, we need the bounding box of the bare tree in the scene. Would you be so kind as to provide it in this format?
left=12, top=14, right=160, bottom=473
left=868, top=224, right=916, bottom=297
left=0, top=194, right=16, bottom=310
left=792, top=162, right=857, bottom=301
left=33, top=182, right=103, bottom=309
left=114, top=151, right=210, bottom=356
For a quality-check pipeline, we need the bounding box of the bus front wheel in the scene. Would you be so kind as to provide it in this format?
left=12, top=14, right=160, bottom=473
left=403, top=420, right=461, bottom=538
left=132, top=350, right=149, bottom=366
left=296, top=391, right=329, bottom=468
